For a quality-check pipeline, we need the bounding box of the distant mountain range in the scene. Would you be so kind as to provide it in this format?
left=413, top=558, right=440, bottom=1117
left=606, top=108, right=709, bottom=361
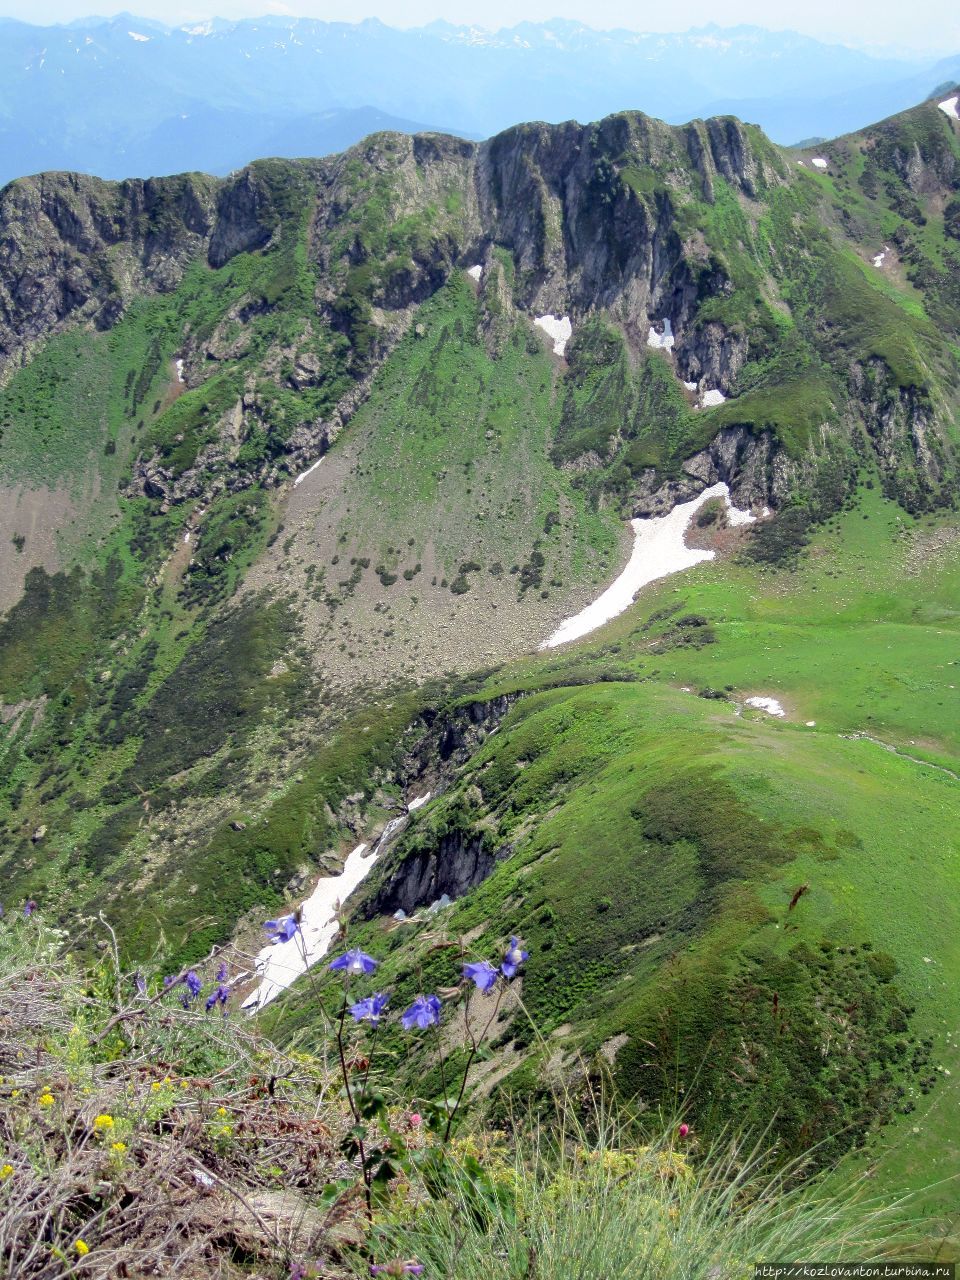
left=0, top=14, right=958, bottom=186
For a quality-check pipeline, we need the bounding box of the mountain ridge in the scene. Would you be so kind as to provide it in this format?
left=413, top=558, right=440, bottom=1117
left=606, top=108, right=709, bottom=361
left=0, top=14, right=955, bottom=188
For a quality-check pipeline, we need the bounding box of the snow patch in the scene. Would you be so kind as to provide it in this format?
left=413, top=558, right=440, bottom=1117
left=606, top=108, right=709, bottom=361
left=745, top=696, right=786, bottom=717
left=128, top=31, right=150, bottom=41
left=534, top=314, right=572, bottom=357
left=175, top=358, right=185, bottom=384
left=700, top=388, right=727, bottom=408
left=183, top=531, right=191, bottom=545
left=938, top=96, right=959, bottom=121
left=683, top=380, right=698, bottom=392
left=466, top=264, right=483, bottom=281
left=647, top=318, right=675, bottom=351
left=872, top=246, right=889, bottom=268
left=293, top=457, right=323, bottom=487
left=542, top=482, right=755, bottom=649
left=811, top=157, right=828, bottom=169
left=243, top=793, right=431, bottom=1011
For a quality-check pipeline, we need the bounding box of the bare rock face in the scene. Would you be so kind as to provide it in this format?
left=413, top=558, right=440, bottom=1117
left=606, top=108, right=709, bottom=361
left=0, top=171, right=217, bottom=379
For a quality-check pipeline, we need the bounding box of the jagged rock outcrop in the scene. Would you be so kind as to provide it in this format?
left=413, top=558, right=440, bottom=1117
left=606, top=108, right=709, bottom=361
left=363, top=827, right=510, bottom=918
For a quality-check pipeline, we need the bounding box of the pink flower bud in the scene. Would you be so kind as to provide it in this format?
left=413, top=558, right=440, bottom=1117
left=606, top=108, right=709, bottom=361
left=409, top=1113, right=422, bottom=1128
left=678, top=1123, right=690, bottom=1139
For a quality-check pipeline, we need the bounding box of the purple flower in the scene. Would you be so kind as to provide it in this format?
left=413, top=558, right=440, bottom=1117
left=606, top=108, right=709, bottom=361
left=370, top=1263, right=425, bottom=1276
left=401, top=994, right=442, bottom=1031
left=163, top=974, right=176, bottom=988
left=329, top=948, right=378, bottom=977
left=463, top=960, right=499, bottom=993
left=216, top=962, right=228, bottom=983
left=264, top=915, right=299, bottom=944
left=185, top=970, right=202, bottom=999
left=501, top=936, right=529, bottom=980
left=205, top=985, right=230, bottom=1012
left=23, top=900, right=37, bottom=918
left=349, top=992, right=389, bottom=1026
left=134, top=972, right=147, bottom=997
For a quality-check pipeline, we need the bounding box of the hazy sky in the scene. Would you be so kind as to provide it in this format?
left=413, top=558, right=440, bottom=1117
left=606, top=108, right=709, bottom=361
left=0, top=0, right=956, bottom=56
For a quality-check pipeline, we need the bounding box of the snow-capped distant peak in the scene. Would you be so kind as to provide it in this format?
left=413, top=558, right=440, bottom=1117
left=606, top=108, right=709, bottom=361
left=939, top=96, right=960, bottom=121
left=128, top=31, right=150, bottom=42
left=182, top=22, right=214, bottom=37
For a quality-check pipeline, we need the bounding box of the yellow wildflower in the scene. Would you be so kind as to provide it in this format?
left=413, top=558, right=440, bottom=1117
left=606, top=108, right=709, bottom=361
left=150, top=1081, right=162, bottom=1092
left=180, top=1080, right=189, bottom=1089
left=111, top=1142, right=127, bottom=1154
left=218, top=1125, right=232, bottom=1138
left=74, top=1239, right=90, bottom=1256
left=38, top=1092, right=54, bottom=1108
left=0, top=1164, right=13, bottom=1179
left=93, top=1115, right=114, bottom=1132
left=10, top=1090, right=20, bottom=1100
left=216, top=1107, right=227, bottom=1116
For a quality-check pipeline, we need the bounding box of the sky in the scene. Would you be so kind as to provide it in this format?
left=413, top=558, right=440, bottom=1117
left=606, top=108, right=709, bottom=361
left=0, top=0, right=955, bottom=56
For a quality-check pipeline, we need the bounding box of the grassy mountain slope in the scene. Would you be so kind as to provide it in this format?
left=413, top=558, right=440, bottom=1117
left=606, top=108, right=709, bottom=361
left=0, top=96, right=959, bottom=1245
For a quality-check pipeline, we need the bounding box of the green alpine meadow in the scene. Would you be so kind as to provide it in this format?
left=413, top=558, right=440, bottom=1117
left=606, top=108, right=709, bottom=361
left=1, top=80, right=959, bottom=1276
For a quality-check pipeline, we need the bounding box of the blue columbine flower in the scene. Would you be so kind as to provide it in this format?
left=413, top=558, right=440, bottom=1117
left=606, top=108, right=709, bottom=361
left=264, top=915, right=299, bottom=944
left=462, top=960, right=499, bottom=993
left=329, top=948, right=378, bottom=977
left=349, top=992, right=389, bottom=1026
left=401, top=994, right=442, bottom=1031
left=206, top=984, right=230, bottom=1012
left=501, top=936, right=529, bottom=980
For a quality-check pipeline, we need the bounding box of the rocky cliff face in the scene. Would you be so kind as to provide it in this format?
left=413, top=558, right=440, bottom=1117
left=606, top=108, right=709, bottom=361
left=0, top=104, right=956, bottom=518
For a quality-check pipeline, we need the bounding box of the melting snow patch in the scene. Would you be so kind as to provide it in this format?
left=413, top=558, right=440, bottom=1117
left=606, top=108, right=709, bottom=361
left=243, top=793, right=431, bottom=1010
left=534, top=314, right=572, bottom=357
left=938, top=96, right=959, bottom=121
left=745, top=696, right=786, bottom=717
left=183, top=531, right=190, bottom=545
left=647, top=318, right=675, bottom=351
left=700, top=389, right=727, bottom=408
left=806, top=720, right=816, bottom=727
left=175, top=358, right=185, bottom=384
left=542, top=482, right=755, bottom=649
left=293, top=457, right=323, bottom=487
left=811, top=157, right=828, bottom=169
left=683, top=380, right=698, bottom=392
left=872, top=246, right=889, bottom=268
left=466, top=264, right=483, bottom=281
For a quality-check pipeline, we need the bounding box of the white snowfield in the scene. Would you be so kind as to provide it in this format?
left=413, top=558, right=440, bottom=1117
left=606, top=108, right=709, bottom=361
left=175, top=358, right=185, bottom=384
left=243, top=793, right=431, bottom=1011
left=811, top=157, right=828, bottom=169
left=466, top=264, right=483, bottom=281
left=647, top=318, right=675, bottom=351
left=745, top=696, right=786, bottom=717
left=872, top=247, right=889, bottom=268
left=938, top=97, right=959, bottom=121
left=700, top=388, right=727, bottom=407
left=534, top=314, right=572, bottom=357
left=542, top=482, right=755, bottom=649
left=128, top=31, right=150, bottom=41
left=293, top=457, right=323, bottom=487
